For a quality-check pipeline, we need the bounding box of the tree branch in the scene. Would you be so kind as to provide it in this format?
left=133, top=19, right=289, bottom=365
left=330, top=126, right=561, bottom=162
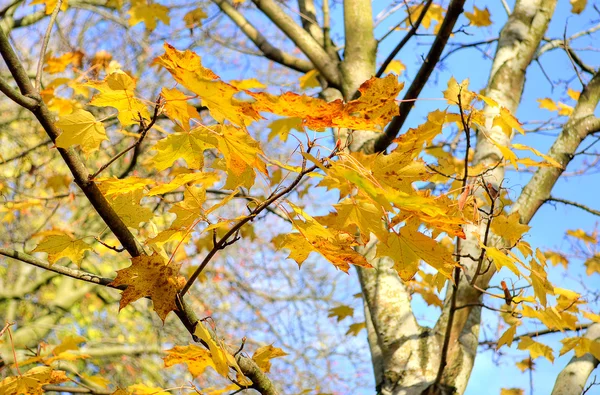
left=211, top=0, right=313, bottom=73
left=513, top=71, right=600, bottom=224
left=373, top=0, right=466, bottom=153
left=546, top=196, right=600, bottom=217
left=251, top=0, right=341, bottom=87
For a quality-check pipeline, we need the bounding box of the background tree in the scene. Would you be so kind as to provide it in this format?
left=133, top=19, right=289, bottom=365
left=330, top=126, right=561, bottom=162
left=1, top=1, right=600, bottom=395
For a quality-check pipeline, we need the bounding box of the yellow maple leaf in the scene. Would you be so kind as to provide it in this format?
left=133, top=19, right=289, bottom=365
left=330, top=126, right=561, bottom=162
left=52, top=334, right=86, bottom=355
left=346, top=322, right=366, bottom=336
left=128, top=0, right=170, bottom=31
left=377, top=224, right=456, bottom=281
left=32, top=233, right=92, bottom=266
left=128, top=384, right=169, bottom=395
left=512, top=143, right=562, bottom=168
left=273, top=204, right=372, bottom=272
left=160, top=87, right=200, bottom=131
left=567, top=88, right=580, bottom=101
left=150, top=130, right=215, bottom=171
left=163, top=345, right=216, bottom=377
left=570, top=0, right=587, bottom=13
left=537, top=97, right=557, bottom=111
left=332, top=199, right=386, bottom=244
left=585, top=255, right=600, bottom=275
left=465, top=6, right=492, bottom=27
left=497, top=324, right=519, bottom=349
left=583, top=311, right=600, bottom=322
left=488, top=138, right=519, bottom=169
left=383, top=60, right=406, bottom=75
left=0, top=366, right=68, bottom=395
left=559, top=336, right=600, bottom=359
left=229, top=78, right=266, bottom=90
left=96, top=176, right=155, bottom=197
left=154, top=43, right=260, bottom=126
left=490, top=212, right=531, bottom=246
left=110, top=253, right=184, bottom=322
left=544, top=251, right=568, bottom=269
left=251, top=74, right=403, bottom=131
left=214, top=125, right=267, bottom=178
left=515, top=357, right=535, bottom=372
left=55, top=109, right=108, bottom=155
left=327, top=305, right=354, bottom=322
left=443, top=77, right=475, bottom=106
left=405, top=3, right=444, bottom=30
left=251, top=345, right=288, bottom=373
left=267, top=117, right=303, bottom=142
left=168, top=186, right=206, bottom=229
left=493, top=106, right=525, bottom=135
left=147, top=172, right=219, bottom=196
left=44, top=51, right=83, bottom=74
left=183, top=7, right=207, bottom=29
left=30, top=0, right=68, bottom=14
left=299, top=69, right=320, bottom=90
left=517, top=336, right=554, bottom=362
left=88, top=71, right=150, bottom=126
left=483, top=246, right=520, bottom=276
left=107, top=190, right=153, bottom=229
left=501, top=389, right=524, bottom=395
left=567, top=229, right=597, bottom=244
left=194, top=323, right=230, bottom=377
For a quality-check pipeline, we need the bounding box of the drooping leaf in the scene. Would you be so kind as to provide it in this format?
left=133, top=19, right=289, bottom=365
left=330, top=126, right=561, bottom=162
left=164, top=345, right=215, bottom=377
left=110, top=253, right=184, bottom=322
left=194, top=323, right=229, bottom=377
left=273, top=203, right=372, bottom=272
left=517, top=336, right=554, bottom=362
left=252, top=345, right=288, bottom=373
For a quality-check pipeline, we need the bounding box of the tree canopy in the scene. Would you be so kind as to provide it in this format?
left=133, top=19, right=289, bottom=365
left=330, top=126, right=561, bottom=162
left=1, top=0, right=600, bottom=395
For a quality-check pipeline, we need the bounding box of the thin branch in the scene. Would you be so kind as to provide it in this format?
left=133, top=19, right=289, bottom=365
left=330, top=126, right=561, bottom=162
left=374, top=0, right=467, bottom=153
left=35, top=0, right=63, bottom=91
left=546, top=196, right=600, bottom=216
left=0, top=138, right=52, bottom=165
left=0, top=76, right=39, bottom=109
left=43, top=386, right=112, bottom=395
left=0, top=247, right=118, bottom=289
left=376, top=0, right=434, bottom=78
left=431, top=88, right=471, bottom=391
left=479, top=323, right=593, bottom=347
left=180, top=147, right=338, bottom=297
left=90, top=100, right=160, bottom=180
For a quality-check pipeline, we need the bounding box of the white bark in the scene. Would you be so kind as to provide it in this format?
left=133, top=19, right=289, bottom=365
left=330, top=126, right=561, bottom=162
left=552, top=324, right=600, bottom=395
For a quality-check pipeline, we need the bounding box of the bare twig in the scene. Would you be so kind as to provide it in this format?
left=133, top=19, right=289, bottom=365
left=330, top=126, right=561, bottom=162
left=35, top=0, right=63, bottom=91
left=376, top=0, right=434, bottom=78
left=546, top=196, right=600, bottom=217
